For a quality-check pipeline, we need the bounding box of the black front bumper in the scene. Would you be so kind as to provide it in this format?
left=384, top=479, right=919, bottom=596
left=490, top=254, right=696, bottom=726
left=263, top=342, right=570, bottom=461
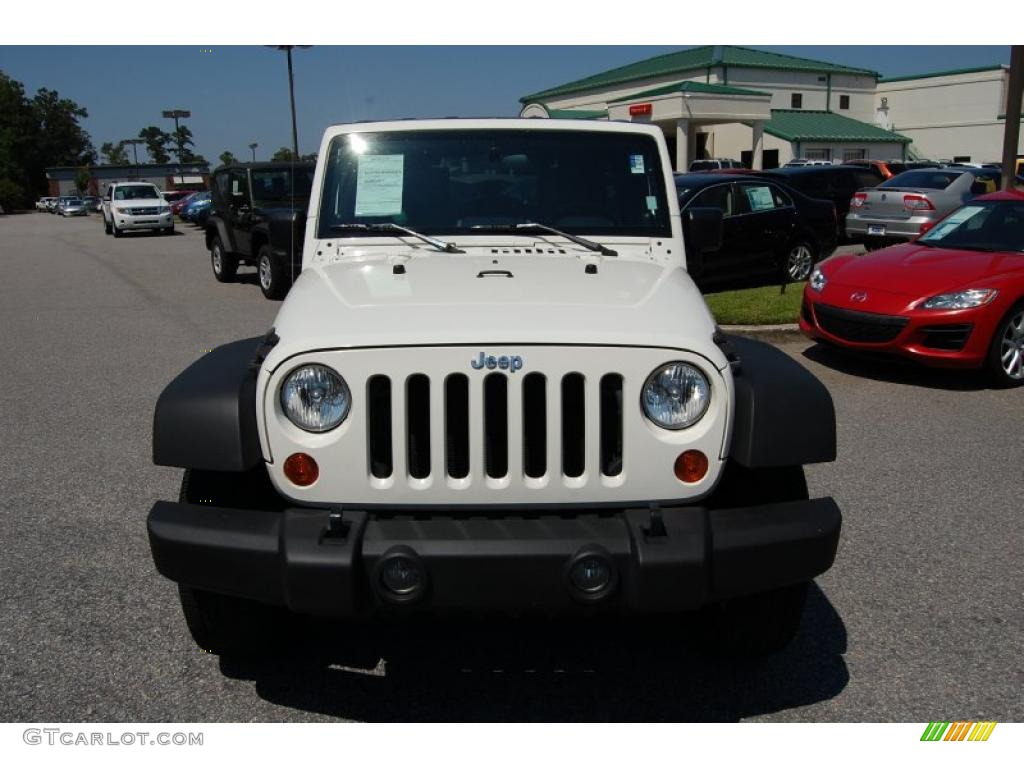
left=147, top=499, right=841, bottom=616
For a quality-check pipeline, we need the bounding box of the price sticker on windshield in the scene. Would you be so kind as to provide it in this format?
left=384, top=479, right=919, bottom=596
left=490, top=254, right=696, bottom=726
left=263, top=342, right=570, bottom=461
left=629, top=154, right=646, bottom=174
left=355, top=154, right=404, bottom=216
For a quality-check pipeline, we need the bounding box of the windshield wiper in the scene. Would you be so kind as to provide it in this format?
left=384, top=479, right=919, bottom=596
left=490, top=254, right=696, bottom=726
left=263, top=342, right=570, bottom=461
left=330, top=223, right=462, bottom=253
left=471, top=222, right=617, bottom=256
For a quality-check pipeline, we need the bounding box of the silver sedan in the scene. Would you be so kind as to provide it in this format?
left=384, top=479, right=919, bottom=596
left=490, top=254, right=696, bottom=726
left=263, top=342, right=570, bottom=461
left=58, top=198, right=89, bottom=217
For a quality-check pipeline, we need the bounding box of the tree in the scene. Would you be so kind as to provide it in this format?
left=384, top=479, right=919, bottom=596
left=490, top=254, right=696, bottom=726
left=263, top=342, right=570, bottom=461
left=0, top=70, right=94, bottom=207
left=100, top=141, right=129, bottom=165
left=171, top=125, right=196, bottom=163
left=218, top=151, right=238, bottom=167
left=139, top=126, right=171, bottom=164
left=74, top=166, right=90, bottom=195
left=271, top=147, right=297, bottom=162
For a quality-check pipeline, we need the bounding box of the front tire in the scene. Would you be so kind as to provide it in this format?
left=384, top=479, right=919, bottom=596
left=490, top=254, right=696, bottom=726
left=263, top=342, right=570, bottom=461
left=257, top=245, right=289, bottom=300
left=210, top=236, right=238, bottom=282
left=985, top=302, right=1024, bottom=388
left=176, top=469, right=291, bottom=657
left=700, top=463, right=811, bottom=656
left=104, top=215, right=112, bottom=235
left=784, top=239, right=816, bottom=283
left=112, top=219, right=122, bottom=237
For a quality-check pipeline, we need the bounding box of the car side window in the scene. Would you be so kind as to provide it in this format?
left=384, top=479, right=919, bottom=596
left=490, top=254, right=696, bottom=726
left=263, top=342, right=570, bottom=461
left=689, top=184, right=734, bottom=217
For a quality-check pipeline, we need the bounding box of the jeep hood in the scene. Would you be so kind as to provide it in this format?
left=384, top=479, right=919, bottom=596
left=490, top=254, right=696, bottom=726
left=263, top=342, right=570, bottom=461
left=267, top=253, right=722, bottom=367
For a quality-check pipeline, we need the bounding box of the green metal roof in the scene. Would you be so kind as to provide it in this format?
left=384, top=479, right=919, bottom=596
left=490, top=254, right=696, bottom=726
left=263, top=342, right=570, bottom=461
left=879, top=64, right=1005, bottom=83
left=607, top=80, right=771, bottom=103
left=520, top=45, right=878, bottom=103
left=544, top=107, right=608, bottom=119
left=764, top=110, right=911, bottom=144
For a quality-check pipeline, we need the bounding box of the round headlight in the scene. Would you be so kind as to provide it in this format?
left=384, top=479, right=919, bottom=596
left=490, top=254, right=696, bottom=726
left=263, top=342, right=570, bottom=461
left=280, top=364, right=351, bottom=432
left=642, top=362, right=710, bottom=430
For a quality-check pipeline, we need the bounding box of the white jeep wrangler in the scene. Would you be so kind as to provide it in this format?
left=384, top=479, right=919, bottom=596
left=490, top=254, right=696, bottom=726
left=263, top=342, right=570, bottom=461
left=148, top=119, right=840, bottom=658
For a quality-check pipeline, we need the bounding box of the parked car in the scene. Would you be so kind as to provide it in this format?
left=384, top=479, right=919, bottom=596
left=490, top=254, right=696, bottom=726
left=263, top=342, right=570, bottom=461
left=845, top=167, right=1000, bottom=249
left=842, top=159, right=899, bottom=179
left=82, top=196, right=102, bottom=212
left=162, top=190, right=194, bottom=206
left=181, top=192, right=212, bottom=223
left=205, top=161, right=313, bottom=299
left=147, top=118, right=841, bottom=659
left=688, top=158, right=745, bottom=172
left=170, top=191, right=200, bottom=216
left=675, top=172, right=837, bottom=286
left=784, top=158, right=833, bottom=167
left=58, top=197, right=88, bottom=217
left=44, top=197, right=60, bottom=213
left=101, top=182, right=174, bottom=237
left=802, top=190, right=1024, bottom=386
left=52, top=196, right=75, bottom=214
left=36, top=197, right=56, bottom=211
left=762, top=164, right=885, bottom=241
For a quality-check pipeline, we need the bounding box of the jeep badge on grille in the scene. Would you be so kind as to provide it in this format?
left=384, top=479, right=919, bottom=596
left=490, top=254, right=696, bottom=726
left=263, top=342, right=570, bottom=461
left=471, top=352, right=524, bottom=373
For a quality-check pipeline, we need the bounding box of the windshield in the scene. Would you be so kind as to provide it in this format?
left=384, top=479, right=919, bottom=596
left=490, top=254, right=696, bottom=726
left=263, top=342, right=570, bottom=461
left=252, top=168, right=314, bottom=204
left=317, top=129, right=671, bottom=239
left=919, top=201, right=1024, bottom=252
left=115, top=186, right=159, bottom=200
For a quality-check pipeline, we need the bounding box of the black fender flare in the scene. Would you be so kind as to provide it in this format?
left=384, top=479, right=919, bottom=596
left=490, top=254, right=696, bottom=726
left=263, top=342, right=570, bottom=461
left=153, top=333, right=277, bottom=471
left=724, top=334, right=836, bottom=468
left=205, top=215, right=233, bottom=253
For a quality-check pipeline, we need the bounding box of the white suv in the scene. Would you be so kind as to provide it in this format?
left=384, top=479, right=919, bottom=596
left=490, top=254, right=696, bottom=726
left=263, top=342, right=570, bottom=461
left=148, top=119, right=842, bottom=659
left=101, top=182, right=174, bottom=237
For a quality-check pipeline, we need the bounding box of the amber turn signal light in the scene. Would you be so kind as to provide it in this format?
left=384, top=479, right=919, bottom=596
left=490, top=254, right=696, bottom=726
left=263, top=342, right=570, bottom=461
left=674, top=450, right=708, bottom=483
left=284, top=452, right=319, bottom=486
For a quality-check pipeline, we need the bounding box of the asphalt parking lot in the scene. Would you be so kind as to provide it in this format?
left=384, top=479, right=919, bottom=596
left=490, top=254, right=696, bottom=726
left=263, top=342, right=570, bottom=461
left=0, top=211, right=1021, bottom=723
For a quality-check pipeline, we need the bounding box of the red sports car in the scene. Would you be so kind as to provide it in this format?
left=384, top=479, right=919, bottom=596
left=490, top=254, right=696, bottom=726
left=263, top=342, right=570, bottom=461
left=800, top=190, right=1024, bottom=386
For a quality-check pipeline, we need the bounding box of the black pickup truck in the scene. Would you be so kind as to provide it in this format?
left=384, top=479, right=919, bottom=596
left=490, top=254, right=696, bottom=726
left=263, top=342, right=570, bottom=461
left=205, top=162, right=315, bottom=299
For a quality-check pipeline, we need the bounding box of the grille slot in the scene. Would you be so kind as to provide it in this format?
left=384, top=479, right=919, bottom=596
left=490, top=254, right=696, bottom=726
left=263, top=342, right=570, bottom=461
left=815, top=303, right=908, bottom=343
left=406, top=374, right=431, bottom=479
left=919, top=324, right=973, bottom=351
left=600, top=374, right=623, bottom=477
left=445, top=374, right=470, bottom=479
left=561, top=373, right=586, bottom=478
left=522, top=373, right=547, bottom=478
left=367, top=375, right=392, bottom=478
left=483, top=373, right=508, bottom=478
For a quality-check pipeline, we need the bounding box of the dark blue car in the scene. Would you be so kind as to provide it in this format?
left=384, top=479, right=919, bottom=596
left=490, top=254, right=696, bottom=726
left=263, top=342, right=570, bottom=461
left=181, top=192, right=212, bottom=224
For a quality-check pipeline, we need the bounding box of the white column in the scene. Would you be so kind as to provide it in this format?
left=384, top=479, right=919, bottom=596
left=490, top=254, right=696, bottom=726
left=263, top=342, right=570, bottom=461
left=675, top=119, right=690, bottom=173
left=751, top=121, right=765, bottom=170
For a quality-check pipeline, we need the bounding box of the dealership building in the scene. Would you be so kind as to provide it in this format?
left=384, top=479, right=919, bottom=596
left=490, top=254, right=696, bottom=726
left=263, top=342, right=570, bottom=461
left=44, top=162, right=210, bottom=197
left=519, top=46, right=1023, bottom=170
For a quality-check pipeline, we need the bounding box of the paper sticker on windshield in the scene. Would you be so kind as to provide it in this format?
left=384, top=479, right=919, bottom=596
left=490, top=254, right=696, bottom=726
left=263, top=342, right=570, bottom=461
left=629, top=155, right=646, bottom=174
left=355, top=155, right=404, bottom=216
left=744, top=186, right=775, bottom=211
left=646, top=195, right=658, bottom=212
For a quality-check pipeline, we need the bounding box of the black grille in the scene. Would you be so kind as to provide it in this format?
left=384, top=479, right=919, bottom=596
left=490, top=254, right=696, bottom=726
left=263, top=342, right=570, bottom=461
left=445, top=375, right=469, bottom=479
left=522, top=373, right=546, bottom=479
left=483, top=373, right=508, bottom=478
left=406, top=375, right=431, bottom=479
left=561, top=374, right=586, bottom=478
left=367, top=376, right=392, bottom=478
left=815, top=304, right=908, bottom=343
left=600, top=374, right=623, bottom=477
left=919, top=324, right=973, bottom=351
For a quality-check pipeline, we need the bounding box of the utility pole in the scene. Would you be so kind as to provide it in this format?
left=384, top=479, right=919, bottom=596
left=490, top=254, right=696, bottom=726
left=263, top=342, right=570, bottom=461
left=1000, top=46, right=1023, bottom=190
left=161, top=109, right=192, bottom=163
left=249, top=143, right=258, bottom=162
left=122, top=139, right=145, bottom=178
left=269, top=46, right=311, bottom=159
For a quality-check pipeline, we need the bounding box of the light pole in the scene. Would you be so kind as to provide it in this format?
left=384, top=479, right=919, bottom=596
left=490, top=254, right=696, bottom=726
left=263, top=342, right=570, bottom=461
left=122, top=139, right=145, bottom=178
left=249, top=143, right=258, bottom=162
left=269, top=46, right=311, bottom=159
left=161, top=109, right=192, bottom=162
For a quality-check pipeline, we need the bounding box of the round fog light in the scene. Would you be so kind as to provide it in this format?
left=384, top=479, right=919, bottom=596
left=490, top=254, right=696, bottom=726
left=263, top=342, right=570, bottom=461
left=674, top=450, right=708, bottom=484
left=569, top=555, right=613, bottom=596
left=283, top=452, right=319, bottom=486
left=381, top=556, right=423, bottom=596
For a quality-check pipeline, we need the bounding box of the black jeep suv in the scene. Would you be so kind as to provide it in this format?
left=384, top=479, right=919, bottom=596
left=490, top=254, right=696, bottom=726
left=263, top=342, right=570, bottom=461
left=205, top=162, right=315, bottom=299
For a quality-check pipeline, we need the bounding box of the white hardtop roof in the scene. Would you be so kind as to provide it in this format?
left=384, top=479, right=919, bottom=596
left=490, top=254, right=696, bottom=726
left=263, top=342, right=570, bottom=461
left=320, top=117, right=663, bottom=140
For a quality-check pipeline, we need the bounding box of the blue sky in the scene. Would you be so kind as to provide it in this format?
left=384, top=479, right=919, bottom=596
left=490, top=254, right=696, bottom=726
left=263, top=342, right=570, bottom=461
left=0, top=45, right=1010, bottom=163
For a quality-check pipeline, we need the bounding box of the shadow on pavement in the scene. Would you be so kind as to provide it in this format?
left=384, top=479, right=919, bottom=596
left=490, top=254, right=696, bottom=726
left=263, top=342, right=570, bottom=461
left=801, top=343, right=988, bottom=392
left=220, top=584, right=848, bottom=722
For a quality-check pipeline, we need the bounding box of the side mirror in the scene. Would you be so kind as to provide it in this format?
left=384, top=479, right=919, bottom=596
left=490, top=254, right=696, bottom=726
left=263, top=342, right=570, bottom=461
left=683, top=207, right=724, bottom=275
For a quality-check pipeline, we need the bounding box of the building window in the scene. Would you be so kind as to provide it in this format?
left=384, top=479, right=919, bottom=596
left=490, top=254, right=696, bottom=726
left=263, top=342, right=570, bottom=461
left=791, top=93, right=803, bottom=109
left=843, top=149, right=866, bottom=161
left=839, top=95, right=850, bottom=110
left=805, top=148, right=831, bottom=161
